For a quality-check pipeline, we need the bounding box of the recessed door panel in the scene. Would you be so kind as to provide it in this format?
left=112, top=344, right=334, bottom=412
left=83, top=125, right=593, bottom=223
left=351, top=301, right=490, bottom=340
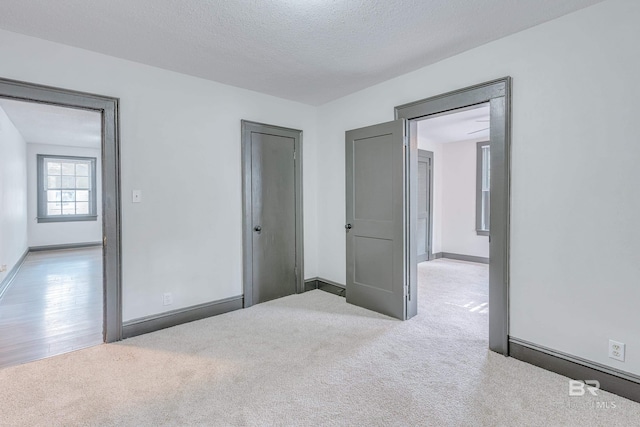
left=354, top=135, right=393, bottom=221
left=354, top=236, right=394, bottom=293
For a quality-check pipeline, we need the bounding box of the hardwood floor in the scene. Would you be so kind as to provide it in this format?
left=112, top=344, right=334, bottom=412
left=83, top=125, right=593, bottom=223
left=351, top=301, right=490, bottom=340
left=0, top=247, right=103, bottom=368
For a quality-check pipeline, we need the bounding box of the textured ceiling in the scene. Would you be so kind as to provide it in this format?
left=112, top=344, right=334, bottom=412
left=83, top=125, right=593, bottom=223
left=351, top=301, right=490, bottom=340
left=418, top=103, right=490, bottom=145
left=0, top=0, right=603, bottom=105
left=0, top=98, right=101, bottom=148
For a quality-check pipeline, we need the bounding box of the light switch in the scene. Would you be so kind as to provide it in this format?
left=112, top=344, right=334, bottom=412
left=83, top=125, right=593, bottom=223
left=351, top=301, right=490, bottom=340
left=132, top=190, right=142, bottom=203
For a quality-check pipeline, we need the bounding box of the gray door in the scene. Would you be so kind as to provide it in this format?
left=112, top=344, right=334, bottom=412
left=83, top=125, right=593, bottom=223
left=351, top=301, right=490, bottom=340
left=250, top=131, right=297, bottom=304
left=345, top=119, right=407, bottom=320
left=417, top=150, right=433, bottom=262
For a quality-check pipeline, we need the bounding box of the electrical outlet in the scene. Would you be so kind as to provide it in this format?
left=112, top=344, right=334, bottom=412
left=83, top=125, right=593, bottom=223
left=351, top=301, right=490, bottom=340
left=609, top=340, right=625, bottom=362
left=132, top=190, right=142, bottom=203
left=163, top=292, right=173, bottom=306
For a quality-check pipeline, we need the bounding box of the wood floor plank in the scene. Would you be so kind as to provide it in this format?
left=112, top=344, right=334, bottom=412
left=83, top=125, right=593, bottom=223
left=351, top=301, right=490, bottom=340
left=0, top=247, right=103, bottom=368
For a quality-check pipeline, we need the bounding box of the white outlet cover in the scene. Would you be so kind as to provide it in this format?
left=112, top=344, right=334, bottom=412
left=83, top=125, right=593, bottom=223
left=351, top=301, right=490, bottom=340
left=608, top=340, right=625, bottom=362
left=163, top=292, right=173, bottom=306
left=132, top=190, right=142, bottom=203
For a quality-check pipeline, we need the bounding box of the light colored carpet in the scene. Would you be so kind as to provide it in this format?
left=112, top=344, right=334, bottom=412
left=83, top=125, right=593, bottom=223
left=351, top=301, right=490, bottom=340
left=1, top=259, right=639, bottom=426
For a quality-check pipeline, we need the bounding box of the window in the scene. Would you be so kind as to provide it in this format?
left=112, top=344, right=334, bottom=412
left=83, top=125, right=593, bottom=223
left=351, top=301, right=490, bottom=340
left=476, top=142, right=490, bottom=235
left=37, top=155, right=97, bottom=223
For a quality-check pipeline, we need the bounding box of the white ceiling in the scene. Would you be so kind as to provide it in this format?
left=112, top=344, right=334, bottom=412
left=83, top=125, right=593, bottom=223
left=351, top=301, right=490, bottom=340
left=0, top=98, right=101, bottom=148
left=0, top=0, right=603, bottom=105
left=418, top=103, right=490, bottom=145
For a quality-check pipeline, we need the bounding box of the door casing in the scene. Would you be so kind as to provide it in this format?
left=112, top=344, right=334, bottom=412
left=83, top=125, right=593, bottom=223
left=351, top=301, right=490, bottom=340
left=0, top=77, right=122, bottom=343
left=395, top=77, right=512, bottom=355
left=241, top=120, right=304, bottom=308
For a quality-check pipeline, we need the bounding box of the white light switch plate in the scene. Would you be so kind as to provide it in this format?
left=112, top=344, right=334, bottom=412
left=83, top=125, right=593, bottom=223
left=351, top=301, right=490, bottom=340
left=132, top=190, right=142, bottom=203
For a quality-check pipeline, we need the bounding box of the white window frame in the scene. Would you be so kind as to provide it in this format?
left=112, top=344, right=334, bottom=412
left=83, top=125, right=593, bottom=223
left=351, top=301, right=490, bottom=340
left=37, top=154, right=98, bottom=223
left=476, top=141, right=490, bottom=236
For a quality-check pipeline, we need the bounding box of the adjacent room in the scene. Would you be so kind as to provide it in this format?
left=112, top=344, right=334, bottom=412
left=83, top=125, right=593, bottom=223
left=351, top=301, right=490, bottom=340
left=0, top=99, right=103, bottom=367
left=415, top=104, right=491, bottom=341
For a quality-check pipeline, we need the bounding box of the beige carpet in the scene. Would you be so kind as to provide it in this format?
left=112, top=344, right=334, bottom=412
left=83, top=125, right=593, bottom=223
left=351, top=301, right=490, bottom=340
left=1, top=259, right=639, bottom=426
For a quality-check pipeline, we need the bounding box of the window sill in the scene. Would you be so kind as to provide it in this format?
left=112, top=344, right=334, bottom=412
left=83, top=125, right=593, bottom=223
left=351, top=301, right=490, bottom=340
left=37, top=215, right=98, bottom=223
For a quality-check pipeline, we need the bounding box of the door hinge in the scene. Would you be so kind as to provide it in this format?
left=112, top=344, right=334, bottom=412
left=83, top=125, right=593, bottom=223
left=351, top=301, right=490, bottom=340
left=103, top=236, right=107, bottom=246
left=293, top=150, right=296, bottom=159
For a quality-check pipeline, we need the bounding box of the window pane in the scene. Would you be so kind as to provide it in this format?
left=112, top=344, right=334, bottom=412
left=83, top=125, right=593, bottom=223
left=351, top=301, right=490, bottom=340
left=62, top=202, right=75, bottom=215
left=76, top=202, right=89, bottom=215
left=47, top=203, right=61, bottom=215
left=476, top=144, right=490, bottom=234
left=76, top=190, right=89, bottom=202
left=62, top=176, right=75, bottom=189
left=482, top=146, right=490, bottom=190
left=47, top=176, right=61, bottom=189
left=62, top=191, right=75, bottom=202
left=40, top=156, right=96, bottom=220
left=47, top=190, right=61, bottom=202
left=76, top=163, right=89, bottom=176
left=47, top=162, right=61, bottom=175
left=482, top=191, right=490, bottom=230
left=76, top=177, right=89, bottom=189
left=61, top=163, right=75, bottom=175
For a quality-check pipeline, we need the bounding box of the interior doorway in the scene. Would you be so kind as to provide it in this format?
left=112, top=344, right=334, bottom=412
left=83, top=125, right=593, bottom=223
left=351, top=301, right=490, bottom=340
left=241, top=120, right=303, bottom=307
left=344, top=78, right=511, bottom=355
left=0, top=78, right=121, bottom=368
left=0, top=99, right=104, bottom=367
left=398, top=78, right=511, bottom=355
left=412, top=103, right=492, bottom=354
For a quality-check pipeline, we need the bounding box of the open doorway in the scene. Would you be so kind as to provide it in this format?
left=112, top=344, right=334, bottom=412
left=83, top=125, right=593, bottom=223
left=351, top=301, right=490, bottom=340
left=413, top=103, right=491, bottom=346
left=0, top=78, right=121, bottom=367
left=0, top=99, right=103, bottom=367
left=398, top=78, right=511, bottom=354
left=343, top=79, right=510, bottom=354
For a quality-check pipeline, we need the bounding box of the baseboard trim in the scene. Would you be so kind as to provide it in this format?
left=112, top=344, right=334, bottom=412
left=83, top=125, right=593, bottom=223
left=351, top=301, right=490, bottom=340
left=29, top=242, right=103, bottom=252
left=436, top=252, right=489, bottom=264
left=122, top=295, right=244, bottom=339
left=510, top=338, right=640, bottom=403
left=304, top=278, right=318, bottom=292
left=304, top=277, right=346, bottom=297
left=0, top=248, right=29, bottom=301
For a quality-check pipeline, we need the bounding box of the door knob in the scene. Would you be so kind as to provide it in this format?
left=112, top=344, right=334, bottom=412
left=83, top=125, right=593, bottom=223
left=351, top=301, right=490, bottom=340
left=254, top=225, right=262, bottom=232
left=345, top=224, right=352, bottom=230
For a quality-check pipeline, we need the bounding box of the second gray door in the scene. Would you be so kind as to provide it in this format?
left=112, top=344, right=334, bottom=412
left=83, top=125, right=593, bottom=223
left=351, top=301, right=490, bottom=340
left=251, top=131, right=297, bottom=304
left=417, top=150, right=433, bottom=262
